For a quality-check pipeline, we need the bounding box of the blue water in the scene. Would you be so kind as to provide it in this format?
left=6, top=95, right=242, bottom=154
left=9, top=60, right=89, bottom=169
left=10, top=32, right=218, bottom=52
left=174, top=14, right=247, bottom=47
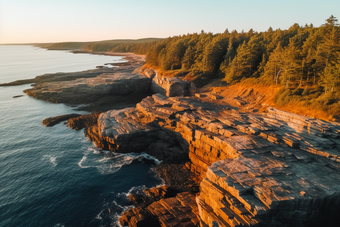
left=0, top=46, right=162, bottom=227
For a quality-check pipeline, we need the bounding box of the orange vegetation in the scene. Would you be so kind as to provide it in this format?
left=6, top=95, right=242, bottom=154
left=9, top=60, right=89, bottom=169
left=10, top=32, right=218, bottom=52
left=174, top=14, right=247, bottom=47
left=206, top=83, right=339, bottom=122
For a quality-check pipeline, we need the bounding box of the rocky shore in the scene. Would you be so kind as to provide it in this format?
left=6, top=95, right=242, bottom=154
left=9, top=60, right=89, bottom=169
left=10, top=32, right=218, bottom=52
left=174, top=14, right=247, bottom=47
left=13, top=52, right=340, bottom=227
left=82, top=89, right=340, bottom=227
left=14, top=53, right=194, bottom=112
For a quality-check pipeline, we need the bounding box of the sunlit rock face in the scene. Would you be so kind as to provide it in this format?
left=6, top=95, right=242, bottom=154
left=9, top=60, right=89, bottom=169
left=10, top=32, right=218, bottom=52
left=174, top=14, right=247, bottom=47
left=195, top=109, right=340, bottom=227
left=89, top=93, right=340, bottom=227
left=141, top=67, right=196, bottom=97
left=25, top=72, right=152, bottom=104
left=25, top=66, right=195, bottom=108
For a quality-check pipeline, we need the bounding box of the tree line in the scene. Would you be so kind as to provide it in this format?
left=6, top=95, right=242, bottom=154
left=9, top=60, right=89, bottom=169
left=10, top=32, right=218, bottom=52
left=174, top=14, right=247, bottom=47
left=40, top=17, right=340, bottom=117
left=137, top=16, right=340, bottom=117
left=143, top=16, right=339, bottom=92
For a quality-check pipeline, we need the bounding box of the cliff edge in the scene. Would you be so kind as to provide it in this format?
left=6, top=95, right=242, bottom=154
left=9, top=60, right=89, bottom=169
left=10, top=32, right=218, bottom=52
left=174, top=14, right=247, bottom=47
left=86, top=92, right=340, bottom=227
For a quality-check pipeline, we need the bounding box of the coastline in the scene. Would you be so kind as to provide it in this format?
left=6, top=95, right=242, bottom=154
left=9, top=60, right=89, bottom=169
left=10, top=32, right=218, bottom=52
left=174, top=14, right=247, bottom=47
left=0, top=51, right=144, bottom=87
left=0, top=47, right=163, bottom=227
left=19, top=49, right=201, bottom=225
left=5, top=47, right=340, bottom=227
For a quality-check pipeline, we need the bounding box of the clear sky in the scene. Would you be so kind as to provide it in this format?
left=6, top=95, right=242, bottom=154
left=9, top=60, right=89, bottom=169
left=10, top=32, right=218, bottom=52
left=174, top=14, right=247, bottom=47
left=0, top=0, right=339, bottom=44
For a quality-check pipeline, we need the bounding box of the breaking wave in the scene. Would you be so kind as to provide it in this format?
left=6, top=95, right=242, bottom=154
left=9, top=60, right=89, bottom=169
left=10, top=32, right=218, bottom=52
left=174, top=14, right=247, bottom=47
left=77, top=145, right=162, bottom=175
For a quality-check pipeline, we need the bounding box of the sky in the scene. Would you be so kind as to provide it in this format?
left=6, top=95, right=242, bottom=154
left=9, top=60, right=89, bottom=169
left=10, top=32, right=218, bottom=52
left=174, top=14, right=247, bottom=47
left=0, top=0, right=339, bottom=44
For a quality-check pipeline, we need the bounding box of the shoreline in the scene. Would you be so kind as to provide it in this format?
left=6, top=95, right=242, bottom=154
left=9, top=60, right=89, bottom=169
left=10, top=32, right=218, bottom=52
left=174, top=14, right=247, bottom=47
left=0, top=51, right=144, bottom=87
left=5, top=46, right=340, bottom=227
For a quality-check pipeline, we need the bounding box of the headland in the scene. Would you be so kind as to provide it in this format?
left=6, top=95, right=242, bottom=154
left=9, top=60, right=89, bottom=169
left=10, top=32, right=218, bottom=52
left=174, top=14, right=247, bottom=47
left=8, top=51, right=340, bottom=227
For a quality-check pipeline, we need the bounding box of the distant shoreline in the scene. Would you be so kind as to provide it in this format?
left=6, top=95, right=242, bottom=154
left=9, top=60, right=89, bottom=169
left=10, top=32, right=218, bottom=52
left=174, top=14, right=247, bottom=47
left=0, top=49, right=145, bottom=87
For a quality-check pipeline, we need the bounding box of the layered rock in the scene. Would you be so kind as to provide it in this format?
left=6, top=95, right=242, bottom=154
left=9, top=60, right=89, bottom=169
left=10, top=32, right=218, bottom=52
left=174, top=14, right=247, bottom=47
left=22, top=59, right=195, bottom=112
left=120, top=192, right=200, bottom=227
left=67, top=113, right=100, bottom=130
left=93, top=105, right=188, bottom=162
left=42, top=113, right=81, bottom=126
left=141, top=68, right=195, bottom=97
left=24, top=72, right=151, bottom=104
left=88, top=93, right=340, bottom=227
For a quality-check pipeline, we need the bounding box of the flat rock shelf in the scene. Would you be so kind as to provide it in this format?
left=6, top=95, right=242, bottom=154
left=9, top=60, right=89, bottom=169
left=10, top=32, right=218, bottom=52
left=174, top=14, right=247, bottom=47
left=86, top=93, right=340, bottom=227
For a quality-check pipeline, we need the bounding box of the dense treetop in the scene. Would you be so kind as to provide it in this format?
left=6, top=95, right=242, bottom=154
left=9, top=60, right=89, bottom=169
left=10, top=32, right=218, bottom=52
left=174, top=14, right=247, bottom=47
left=141, top=16, right=340, bottom=117
left=142, top=16, right=339, bottom=91
left=40, top=17, right=340, bottom=91
left=39, top=16, right=340, bottom=119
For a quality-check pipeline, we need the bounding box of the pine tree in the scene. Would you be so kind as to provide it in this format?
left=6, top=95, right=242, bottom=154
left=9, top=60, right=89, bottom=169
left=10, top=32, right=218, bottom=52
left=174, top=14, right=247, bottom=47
left=263, top=44, right=284, bottom=84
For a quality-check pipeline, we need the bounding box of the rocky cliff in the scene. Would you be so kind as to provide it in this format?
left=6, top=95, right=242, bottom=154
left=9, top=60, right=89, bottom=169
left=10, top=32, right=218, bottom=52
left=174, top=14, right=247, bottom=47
left=23, top=57, right=194, bottom=112
left=141, top=67, right=196, bottom=97
left=18, top=53, right=340, bottom=227
left=86, top=92, right=340, bottom=227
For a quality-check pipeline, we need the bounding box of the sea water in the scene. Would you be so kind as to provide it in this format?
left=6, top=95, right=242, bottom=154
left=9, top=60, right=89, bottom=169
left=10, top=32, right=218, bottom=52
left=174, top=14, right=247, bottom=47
left=0, top=45, right=162, bottom=227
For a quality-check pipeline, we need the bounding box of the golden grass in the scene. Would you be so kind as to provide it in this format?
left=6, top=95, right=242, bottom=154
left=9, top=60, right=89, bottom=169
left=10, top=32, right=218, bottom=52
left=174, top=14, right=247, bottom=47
left=209, top=82, right=339, bottom=122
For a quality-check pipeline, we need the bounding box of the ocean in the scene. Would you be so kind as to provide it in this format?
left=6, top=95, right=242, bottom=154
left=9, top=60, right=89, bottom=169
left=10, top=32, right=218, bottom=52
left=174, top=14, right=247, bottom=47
left=0, top=45, right=162, bottom=227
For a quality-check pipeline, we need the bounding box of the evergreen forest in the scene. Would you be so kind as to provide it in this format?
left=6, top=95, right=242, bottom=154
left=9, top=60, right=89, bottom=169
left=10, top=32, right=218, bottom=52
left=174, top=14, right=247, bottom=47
left=40, top=16, right=340, bottom=119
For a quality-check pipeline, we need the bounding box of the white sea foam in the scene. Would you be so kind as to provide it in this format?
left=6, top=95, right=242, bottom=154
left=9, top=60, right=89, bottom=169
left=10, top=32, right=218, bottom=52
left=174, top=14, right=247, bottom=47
left=77, top=155, right=90, bottom=169
left=117, top=185, right=147, bottom=199
left=113, top=202, right=135, bottom=227
left=123, top=152, right=162, bottom=164
left=50, top=157, right=57, bottom=166
left=96, top=154, right=135, bottom=174
left=127, top=185, right=147, bottom=196
left=78, top=146, right=162, bottom=175
left=139, top=153, right=162, bottom=164
left=42, top=155, right=58, bottom=167
left=95, top=199, right=133, bottom=227
left=77, top=148, right=92, bottom=168
left=95, top=209, right=103, bottom=220
left=88, top=146, right=102, bottom=154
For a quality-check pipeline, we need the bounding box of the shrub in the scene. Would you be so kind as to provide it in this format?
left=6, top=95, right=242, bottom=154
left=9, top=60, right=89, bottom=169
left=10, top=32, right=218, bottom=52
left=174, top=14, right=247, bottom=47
left=276, top=89, right=292, bottom=106
left=273, top=87, right=287, bottom=103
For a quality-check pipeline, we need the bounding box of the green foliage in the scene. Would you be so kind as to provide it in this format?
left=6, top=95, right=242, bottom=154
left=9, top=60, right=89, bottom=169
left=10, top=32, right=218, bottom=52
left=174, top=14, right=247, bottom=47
left=38, top=16, right=340, bottom=110
left=39, top=38, right=163, bottom=54
left=37, top=16, right=340, bottom=118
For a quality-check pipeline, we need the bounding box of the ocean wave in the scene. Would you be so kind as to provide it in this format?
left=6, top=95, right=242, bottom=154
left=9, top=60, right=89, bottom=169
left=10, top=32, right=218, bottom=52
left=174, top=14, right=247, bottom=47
left=123, top=152, right=162, bottom=164
left=95, top=199, right=134, bottom=227
left=77, top=147, right=92, bottom=168
left=116, top=185, right=147, bottom=199
left=113, top=204, right=134, bottom=227
left=138, top=153, right=162, bottom=164
left=78, top=145, right=162, bottom=175
left=87, top=146, right=102, bottom=154
left=77, top=155, right=90, bottom=169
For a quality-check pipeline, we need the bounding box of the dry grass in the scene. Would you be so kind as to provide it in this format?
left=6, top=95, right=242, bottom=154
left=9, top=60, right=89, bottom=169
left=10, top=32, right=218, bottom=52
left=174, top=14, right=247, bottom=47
left=207, top=82, right=340, bottom=122
left=141, top=64, right=340, bottom=122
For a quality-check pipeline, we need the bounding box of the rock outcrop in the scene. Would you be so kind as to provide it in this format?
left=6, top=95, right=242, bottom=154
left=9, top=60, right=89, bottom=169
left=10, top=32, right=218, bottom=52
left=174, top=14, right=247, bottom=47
left=67, top=113, right=100, bottom=130
left=120, top=191, right=200, bottom=227
left=25, top=72, right=151, bottom=104
left=22, top=56, right=195, bottom=112
left=42, top=113, right=81, bottom=126
left=141, top=68, right=196, bottom=97
left=86, top=93, right=340, bottom=227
